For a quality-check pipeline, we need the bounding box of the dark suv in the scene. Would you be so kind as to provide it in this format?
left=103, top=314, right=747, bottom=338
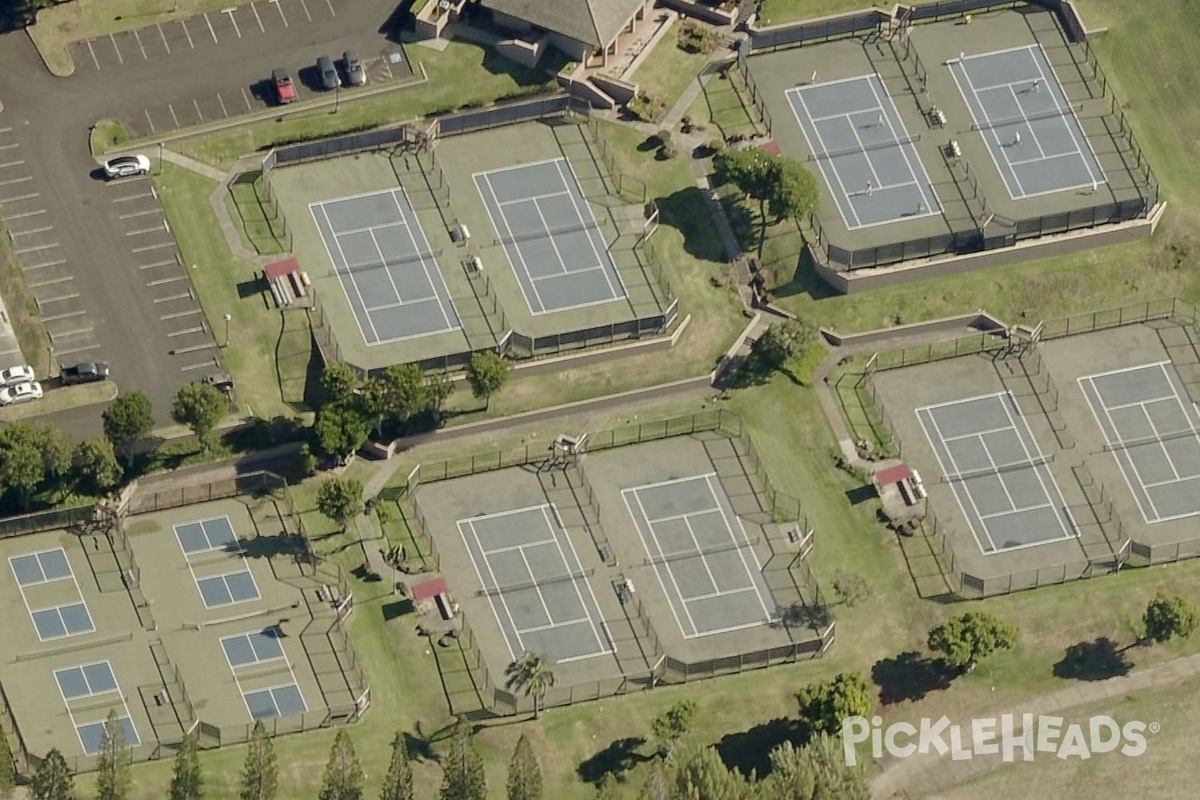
left=316, top=56, right=338, bottom=90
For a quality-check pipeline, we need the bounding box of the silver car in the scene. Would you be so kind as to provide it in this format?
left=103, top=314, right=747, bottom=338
left=103, top=154, right=151, bottom=179
left=0, top=381, right=42, bottom=406
left=343, top=50, right=366, bottom=86
left=0, top=364, right=34, bottom=387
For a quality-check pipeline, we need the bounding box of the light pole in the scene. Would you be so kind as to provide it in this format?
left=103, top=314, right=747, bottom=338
left=334, top=83, right=340, bottom=114
left=223, top=313, right=232, bottom=347
left=158, top=142, right=164, bottom=175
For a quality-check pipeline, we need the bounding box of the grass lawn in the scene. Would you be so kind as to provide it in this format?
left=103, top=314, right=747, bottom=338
left=225, top=172, right=288, bottom=256
left=173, top=40, right=557, bottom=171
left=628, top=22, right=708, bottom=118
left=756, top=0, right=888, bottom=26
left=154, top=163, right=315, bottom=420
left=29, top=0, right=259, bottom=76
left=0, top=231, right=51, bottom=374
left=89, top=119, right=130, bottom=157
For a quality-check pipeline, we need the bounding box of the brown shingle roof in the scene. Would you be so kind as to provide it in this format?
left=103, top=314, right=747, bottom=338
left=485, top=0, right=645, bottom=49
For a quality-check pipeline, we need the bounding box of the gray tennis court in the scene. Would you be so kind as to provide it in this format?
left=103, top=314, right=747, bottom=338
left=310, top=188, right=461, bottom=344
left=622, top=474, right=776, bottom=638
left=174, top=516, right=240, bottom=557
left=54, top=661, right=141, bottom=754
left=949, top=44, right=1105, bottom=199
left=243, top=684, right=307, bottom=720
left=917, top=392, right=1076, bottom=554
left=9, top=547, right=96, bottom=640
left=458, top=504, right=614, bottom=664
left=786, top=74, right=942, bottom=229
left=474, top=158, right=627, bottom=315
left=1079, top=362, right=1200, bottom=523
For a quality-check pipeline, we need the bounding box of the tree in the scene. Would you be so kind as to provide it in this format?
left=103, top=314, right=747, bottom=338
left=321, top=362, right=359, bottom=405
left=74, top=437, right=123, bottom=493
left=363, top=365, right=428, bottom=436
left=832, top=570, right=872, bottom=608
left=749, top=319, right=815, bottom=373
left=0, top=422, right=45, bottom=510
left=673, top=747, right=746, bottom=800
left=467, top=351, right=511, bottom=411
left=1143, top=592, right=1200, bottom=645
left=168, top=732, right=204, bottom=800
left=714, top=149, right=820, bottom=256
left=636, top=760, right=670, bottom=800
left=30, top=748, right=73, bottom=800
left=928, top=611, right=1018, bottom=672
left=425, top=372, right=455, bottom=424
left=440, top=717, right=486, bottom=800
left=239, top=721, right=278, bottom=800
left=795, top=672, right=874, bottom=736
left=506, top=734, right=542, bottom=800
left=316, top=476, right=363, bottom=532
left=380, top=732, right=414, bottom=800
left=504, top=651, right=556, bottom=720
left=763, top=736, right=869, bottom=800
left=36, top=423, right=74, bottom=488
left=171, top=382, right=227, bottom=450
left=650, top=699, right=697, bottom=760
left=765, top=156, right=820, bottom=222
left=102, top=391, right=154, bottom=468
left=0, top=726, right=15, bottom=800
left=95, top=709, right=131, bottom=800
left=318, top=729, right=364, bottom=800
left=314, top=402, right=371, bottom=460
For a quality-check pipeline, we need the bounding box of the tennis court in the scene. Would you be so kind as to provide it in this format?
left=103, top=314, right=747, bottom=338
left=474, top=158, right=627, bottom=315
left=949, top=44, right=1105, bottom=199
left=54, top=661, right=141, bottom=754
left=9, top=546, right=96, bottom=641
left=917, top=392, right=1077, bottom=554
left=458, top=504, right=614, bottom=664
left=786, top=74, right=942, bottom=229
left=1079, top=362, right=1200, bottom=524
left=173, top=517, right=261, bottom=609
left=221, top=626, right=308, bottom=720
left=622, top=474, right=776, bottom=638
left=310, top=188, right=462, bottom=344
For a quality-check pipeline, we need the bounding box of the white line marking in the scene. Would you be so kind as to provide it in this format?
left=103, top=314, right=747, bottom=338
left=251, top=2, right=265, bottom=31
left=119, top=209, right=161, bottom=220
left=42, top=310, right=87, bottom=322
left=149, top=275, right=189, bottom=286
left=22, top=258, right=66, bottom=270
left=324, top=0, right=335, bottom=16
left=271, top=0, right=288, bottom=26
left=193, top=98, right=204, bottom=122
left=133, top=242, right=176, bottom=253
left=0, top=160, right=26, bottom=168
left=11, top=225, right=52, bottom=236
left=133, top=28, right=148, bottom=60
left=298, top=0, right=312, bottom=21
left=4, top=209, right=46, bottom=221
left=204, top=13, right=219, bottom=43
left=157, top=23, right=171, bottom=54
left=162, top=308, right=203, bottom=320
left=56, top=343, right=102, bottom=357
left=28, top=276, right=73, bottom=288
left=224, top=9, right=241, bottom=38
left=109, top=34, right=124, bottom=65
left=15, top=243, right=58, bottom=255
left=145, top=109, right=156, bottom=133
left=0, top=177, right=32, bottom=186
left=86, top=39, right=100, bottom=70
left=0, top=192, right=39, bottom=202
left=180, top=18, right=195, bottom=49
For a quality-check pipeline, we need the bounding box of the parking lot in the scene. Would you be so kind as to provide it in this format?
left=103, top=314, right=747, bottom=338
left=69, top=0, right=412, bottom=137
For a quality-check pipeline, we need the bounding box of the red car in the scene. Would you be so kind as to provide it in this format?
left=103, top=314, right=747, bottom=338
left=272, top=68, right=296, bottom=105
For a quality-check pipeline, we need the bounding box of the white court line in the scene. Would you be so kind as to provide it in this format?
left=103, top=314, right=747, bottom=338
left=807, top=105, right=890, bottom=124
left=312, top=202, right=378, bottom=344
left=557, top=158, right=624, bottom=300
left=786, top=87, right=861, bottom=229
left=949, top=61, right=1026, bottom=199
left=967, top=77, right=1037, bottom=93
left=979, top=502, right=1053, bottom=521
left=1006, top=85, right=1048, bottom=158
left=517, top=618, right=592, bottom=635
left=396, top=186, right=460, bottom=331
left=1007, top=151, right=1081, bottom=168
left=998, top=392, right=1079, bottom=540
left=1104, top=394, right=1177, bottom=412
left=1029, top=44, right=1106, bottom=185
left=622, top=488, right=694, bottom=638
left=459, top=519, right=519, bottom=662
left=481, top=537, right=558, bottom=557
left=917, top=406, right=998, bottom=553
left=478, top=171, right=548, bottom=314
left=686, top=586, right=758, bottom=603
left=941, top=423, right=1018, bottom=442
left=1078, top=374, right=1160, bottom=522
left=366, top=228, right=407, bottom=305
left=546, top=503, right=614, bottom=655
left=531, top=199, right=573, bottom=276
left=497, top=189, right=571, bottom=207
left=333, top=219, right=412, bottom=237
left=516, top=540, right=556, bottom=630
left=704, top=474, right=775, bottom=622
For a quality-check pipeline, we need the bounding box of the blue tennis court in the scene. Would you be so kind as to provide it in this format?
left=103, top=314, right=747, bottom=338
left=786, top=74, right=942, bottom=229
left=55, top=662, right=119, bottom=700
left=949, top=44, right=1105, bottom=199
left=196, top=570, right=260, bottom=609
left=10, top=548, right=72, bottom=586
left=310, top=188, right=462, bottom=344
left=222, top=628, right=286, bottom=668
left=244, top=684, right=306, bottom=720
left=475, top=158, right=626, bottom=315
left=32, top=601, right=94, bottom=640
left=174, top=516, right=240, bottom=557
left=76, top=717, right=139, bottom=755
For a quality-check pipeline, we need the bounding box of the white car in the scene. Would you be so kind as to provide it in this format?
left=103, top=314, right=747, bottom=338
left=0, top=364, right=34, bottom=387
left=0, top=381, right=42, bottom=406
left=102, top=154, right=151, bottom=180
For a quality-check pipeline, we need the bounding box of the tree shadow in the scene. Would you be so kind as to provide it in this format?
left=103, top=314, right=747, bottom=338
left=1052, top=638, right=1131, bottom=681
left=871, top=651, right=957, bottom=705
left=769, top=247, right=840, bottom=302
left=715, top=718, right=807, bottom=778
left=577, top=737, right=653, bottom=785
left=656, top=186, right=728, bottom=263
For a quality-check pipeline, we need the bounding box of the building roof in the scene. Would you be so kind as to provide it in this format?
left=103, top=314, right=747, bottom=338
left=874, top=463, right=913, bottom=487
left=411, top=576, right=448, bottom=602
left=263, top=255, right=299, bottom=280
left=485, top=0, right=645, bottom=49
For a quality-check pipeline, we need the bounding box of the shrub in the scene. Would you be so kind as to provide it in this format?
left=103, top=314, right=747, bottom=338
left=708, top=137, right=726, bottom=154
left=657, top=128, right=672, bottom=146
left=657, top=143, right=679, bottom=160
left=628, top=91, right=667, bottom=123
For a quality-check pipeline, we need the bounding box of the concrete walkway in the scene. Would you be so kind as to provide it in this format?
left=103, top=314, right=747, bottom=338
left=161, top=148, right=226, bottom=182
left=870, top=651, right=1200, bottom=798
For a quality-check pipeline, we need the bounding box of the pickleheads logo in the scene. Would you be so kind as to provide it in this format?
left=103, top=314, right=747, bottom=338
left=841, top=715, right=1158, bottom=766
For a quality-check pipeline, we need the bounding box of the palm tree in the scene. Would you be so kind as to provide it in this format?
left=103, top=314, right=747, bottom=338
left=504, top=651, right=556, bottom=719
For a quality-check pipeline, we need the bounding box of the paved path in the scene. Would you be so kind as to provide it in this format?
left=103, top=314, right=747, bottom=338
left=870, top=651, right=1200, bottom=798
left=161, top=147, right=225, bottom=182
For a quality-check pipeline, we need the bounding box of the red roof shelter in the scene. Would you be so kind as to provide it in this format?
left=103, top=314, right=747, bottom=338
left=875, top=463, right=913, bottom=487
left=411, top=576, right=448, bottom=603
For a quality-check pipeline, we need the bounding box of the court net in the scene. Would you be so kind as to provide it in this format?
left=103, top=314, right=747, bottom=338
left=969, top=104, right=1085, bottom=134
left=496, top=220, right=604, bottom=248
left=1102, top=427, right=1200, bottom=454
left=938, top=454, right=1054, bottom=484
left=341, top=248, right=442, bottom=273
left=808, top=134, right=920, bottom=162
left=645, top=536, right=762, bottom=568
left=477, top=568, right=594, bottom=598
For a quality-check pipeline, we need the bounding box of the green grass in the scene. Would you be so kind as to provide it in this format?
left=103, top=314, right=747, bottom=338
left=225, top=172, right=287, bottom=256
left=629, top=22, right=708, bottom=117
left=154, top=163, right=314, bottom=420
left=756, top=0, right=887, bottom=26
left=89, top=119, right=130, bottom=157
left=173, top=40, right=557, bottom=171
left=0, top=232, right=51, bottom=375
left=690, top=66, right=764, bottom=141
left=29, top=0, right=261, bottom=75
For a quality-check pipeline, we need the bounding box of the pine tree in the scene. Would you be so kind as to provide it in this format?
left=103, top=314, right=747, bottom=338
left=380, top=732, right=414, bottom=800
left=506, top=735, right=541, bottom=800
left=239, top=721, right=278, bottom=800
left=168, top=732, right=204, bottom=800
left=0, top=729, right=15, bottom=800
left=30, top=749, right=72, bottom=800
left=318, top=729, right=364, bottom=800
left=95, top=710, right=131, bottom=800
left=440, top=718, right=486, bottom=800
